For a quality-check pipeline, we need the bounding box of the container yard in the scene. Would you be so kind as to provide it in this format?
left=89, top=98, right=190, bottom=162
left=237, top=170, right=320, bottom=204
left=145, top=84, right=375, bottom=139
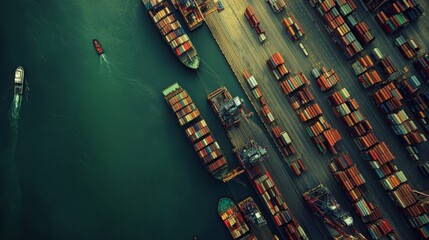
left=197, top=0, right=429, bottom=238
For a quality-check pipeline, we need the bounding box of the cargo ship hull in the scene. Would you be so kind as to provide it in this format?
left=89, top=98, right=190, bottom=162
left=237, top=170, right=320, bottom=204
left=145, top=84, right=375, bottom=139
left=142, top=0, right=199, bottom=69
left=163, top=83, right=228, bottom=180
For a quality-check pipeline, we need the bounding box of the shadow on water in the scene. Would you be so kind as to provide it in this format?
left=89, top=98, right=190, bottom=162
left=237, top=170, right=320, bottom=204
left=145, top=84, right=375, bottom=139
left=0, top=93, right=23, bottom=239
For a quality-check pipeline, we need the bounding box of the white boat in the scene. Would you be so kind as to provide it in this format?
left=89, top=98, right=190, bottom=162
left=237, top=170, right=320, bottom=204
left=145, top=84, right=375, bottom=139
left=14, top=66, right=24, bottom=95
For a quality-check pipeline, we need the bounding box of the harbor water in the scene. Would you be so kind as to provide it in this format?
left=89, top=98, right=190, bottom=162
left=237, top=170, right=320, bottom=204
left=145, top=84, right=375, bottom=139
left=0, top=0, right=279, bottom=239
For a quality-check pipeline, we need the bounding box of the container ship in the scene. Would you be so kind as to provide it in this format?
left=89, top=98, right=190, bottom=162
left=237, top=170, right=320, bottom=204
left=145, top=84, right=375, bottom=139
left=14, top=66, right=24, bottom=95
left=238, top=197, right=267, bottom=226
left=218, top=198, right=256, bottom=240
left=303, top=184, right=366, bottom=239
left=142, top=0, right=199, bottom=69
left=163, top=83, right=229, bottom=180
left=173, top=0, right=218, bottom=31
left=207, top=87, right=245, bottom=130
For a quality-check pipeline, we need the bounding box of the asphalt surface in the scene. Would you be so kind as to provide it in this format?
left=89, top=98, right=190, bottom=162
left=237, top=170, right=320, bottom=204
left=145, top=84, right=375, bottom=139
left=205, top=0, right=429, bottom=239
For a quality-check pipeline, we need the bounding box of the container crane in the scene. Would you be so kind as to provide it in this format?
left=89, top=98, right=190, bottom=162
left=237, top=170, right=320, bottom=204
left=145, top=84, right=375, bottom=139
left=303, top=185, right=366, bottom=240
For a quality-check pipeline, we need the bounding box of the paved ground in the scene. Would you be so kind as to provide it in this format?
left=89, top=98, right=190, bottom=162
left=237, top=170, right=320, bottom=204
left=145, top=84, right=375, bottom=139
left=205, top=0, right=429, bottom=239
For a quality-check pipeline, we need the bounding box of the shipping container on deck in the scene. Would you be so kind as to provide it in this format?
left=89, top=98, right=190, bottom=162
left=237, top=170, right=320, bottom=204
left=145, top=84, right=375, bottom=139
left=163, top=83, right=229, bottom=180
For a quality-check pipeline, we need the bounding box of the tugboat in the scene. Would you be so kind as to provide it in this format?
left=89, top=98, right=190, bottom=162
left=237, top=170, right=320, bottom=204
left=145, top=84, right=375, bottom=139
left=14, top=66, right=24, bottom=95
left=93, top=39, right=104, bottom=55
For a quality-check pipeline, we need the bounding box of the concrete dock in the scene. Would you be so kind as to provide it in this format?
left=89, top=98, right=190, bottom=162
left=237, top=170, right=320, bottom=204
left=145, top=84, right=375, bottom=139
left=204, top=0, right=429, bottom=239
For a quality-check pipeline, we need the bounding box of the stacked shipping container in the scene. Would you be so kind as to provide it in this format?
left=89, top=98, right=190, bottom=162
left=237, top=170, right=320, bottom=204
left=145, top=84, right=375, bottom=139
left=375, top=0, right=423, bottom=35
left=395, top=36, right=421, bottom=60
left=329, top=153, right=399, bottom=239
left=413, top=54, right=429, bottom=82
left=373, top=82, right=427, bottom=147
left=244, top=5, right=266, bottom=43
left=311, top=66, right=340, bottom=91
left=282, top=15, right=305, bottom=41
left=328, top=87, right=429, bottom=238
left=267, top=52, right=290, bottom=81
left=309, top=0, right=371, bottom=58
left=277, top=72, right=341, bottom=154
left=244, top=70, right=297, bottom=159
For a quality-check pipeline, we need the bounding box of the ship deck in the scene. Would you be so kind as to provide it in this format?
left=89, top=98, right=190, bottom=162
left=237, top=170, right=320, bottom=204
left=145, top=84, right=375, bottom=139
left=205, top=0, right=429, bottom=239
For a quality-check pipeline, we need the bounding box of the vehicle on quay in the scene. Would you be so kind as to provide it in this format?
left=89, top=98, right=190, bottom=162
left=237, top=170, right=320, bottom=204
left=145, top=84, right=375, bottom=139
left=163, top=83, right=229, bottom=180
left=14, top=66, right=25, bottom=95
left=142, top=0, right=199, bottom=69
left=299, top=43, right=309, bottom=57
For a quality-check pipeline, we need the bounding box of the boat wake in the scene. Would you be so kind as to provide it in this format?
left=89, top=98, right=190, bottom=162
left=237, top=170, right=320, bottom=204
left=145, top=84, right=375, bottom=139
left=9, top=94, right=22, bottom=129
left=99, top=54, right=112, bottom=73
left=199, top=58, right=223, bottom=85
left=0, top=94, right=23, bottom=238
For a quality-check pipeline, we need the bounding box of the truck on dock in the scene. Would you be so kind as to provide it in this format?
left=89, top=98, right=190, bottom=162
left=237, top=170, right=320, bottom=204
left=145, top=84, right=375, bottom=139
left=266, top=0, right=286, bottom=13
left=244, top=5, right=266, bottom=43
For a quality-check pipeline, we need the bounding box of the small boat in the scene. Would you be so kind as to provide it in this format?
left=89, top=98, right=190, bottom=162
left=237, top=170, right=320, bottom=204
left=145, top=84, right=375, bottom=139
left=93, top=39, right=104, bottom=55
left=14, top=66, right=24, bottom=95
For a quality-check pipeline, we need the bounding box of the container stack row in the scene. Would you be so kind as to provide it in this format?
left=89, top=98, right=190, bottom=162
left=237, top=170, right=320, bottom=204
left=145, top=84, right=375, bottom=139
left=373, top=82, right=427, bottom=149
left=413, top=54, right=429, bottom=82
left=361, top=0, right=385, bottom=12
left=290, top=159, right=307, bottom=176
left=409, top=89, right=429, bottom=133
left=267, top=52, right=290, bottom=81
left=244, top=5, right=266, bottom=43
left=347, top=13, right=375, bottom=46
left=378, top=56, right=399, bottom=79
left=244, top=70, right=297, bottom=158
left=395, top=35, right=422, bottom=60
left=253, top=171, right=308, bottom=239
left=351, top=54, right=374, bottom=76
left=374, top=0, right=423, bottom=35
left=272, top=125, right=296, bottom=157
left=327, top=87, right=429, bottom=238
left=309, top=0, right=369, bottom=58
left=282, top=15, right=305, bottom=41
left=277, top=72, right=342, bottom=154
left=305, top=116, right=342, bottom=154
left=311, top=66, right=340, bottom=92
left=279, top=72, right=310, bottom=95
left=329, top=153, right=399, bottom=239
left=288, top=88, right=315, bottom=110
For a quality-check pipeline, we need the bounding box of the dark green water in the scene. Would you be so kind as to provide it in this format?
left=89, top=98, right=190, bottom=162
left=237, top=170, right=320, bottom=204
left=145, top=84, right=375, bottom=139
left=0, top=1, right=276, bottom=239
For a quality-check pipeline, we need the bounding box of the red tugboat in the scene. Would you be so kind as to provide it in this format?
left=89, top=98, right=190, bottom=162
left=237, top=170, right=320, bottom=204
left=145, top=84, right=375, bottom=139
left=93, top=39, right=104, bottom=55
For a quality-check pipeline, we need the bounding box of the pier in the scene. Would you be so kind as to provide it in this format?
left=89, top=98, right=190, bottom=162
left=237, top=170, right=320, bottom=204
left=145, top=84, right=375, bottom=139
left=204, top=0, right=429, bottom=239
